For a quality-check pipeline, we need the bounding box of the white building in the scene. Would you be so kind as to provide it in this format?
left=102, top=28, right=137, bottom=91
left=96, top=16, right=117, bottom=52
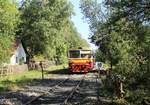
left=10, top=39, right=27, bottom=65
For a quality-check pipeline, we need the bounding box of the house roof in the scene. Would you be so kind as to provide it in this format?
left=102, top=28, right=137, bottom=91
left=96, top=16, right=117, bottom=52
left=10, top=38, right=29, bottom=56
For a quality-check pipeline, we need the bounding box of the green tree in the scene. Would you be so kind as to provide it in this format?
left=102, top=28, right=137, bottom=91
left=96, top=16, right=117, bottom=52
left=19, top=0, right=89, bottom=64
left=80, top=0, right=150, bottom=104
left=0, top=0, right=19, bottom=64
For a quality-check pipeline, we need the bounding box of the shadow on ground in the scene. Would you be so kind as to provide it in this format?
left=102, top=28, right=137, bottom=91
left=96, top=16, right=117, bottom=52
left=0, top=75, right=108, bottom=105
left=46, top=68, right=87, bottom=75
left=46, top=68, right=71, bottom=75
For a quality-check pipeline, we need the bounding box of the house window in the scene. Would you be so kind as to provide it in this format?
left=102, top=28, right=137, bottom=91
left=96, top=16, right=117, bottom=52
left=16, top=57, right=18, bottom=63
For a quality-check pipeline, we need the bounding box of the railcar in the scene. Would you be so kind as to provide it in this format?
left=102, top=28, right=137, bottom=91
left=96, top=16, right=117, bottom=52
left=68, top=49, right=94, bottom=73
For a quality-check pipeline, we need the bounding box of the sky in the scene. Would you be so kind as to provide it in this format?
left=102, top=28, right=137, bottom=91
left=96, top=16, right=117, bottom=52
left=70, top=0, right=97, bottom=50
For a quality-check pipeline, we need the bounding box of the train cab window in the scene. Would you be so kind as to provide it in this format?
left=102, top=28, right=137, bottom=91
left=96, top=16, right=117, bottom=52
left=81, top=54, right=92, bottom=58
left=69, top=51, right=80, bottom=58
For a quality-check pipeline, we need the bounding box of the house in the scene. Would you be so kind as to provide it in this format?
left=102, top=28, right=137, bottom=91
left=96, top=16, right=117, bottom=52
left=10, top=39, right=28, bottom=65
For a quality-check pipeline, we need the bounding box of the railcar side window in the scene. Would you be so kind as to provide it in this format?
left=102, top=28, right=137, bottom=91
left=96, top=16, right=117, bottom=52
left=69, top=51, right=80, bottom=58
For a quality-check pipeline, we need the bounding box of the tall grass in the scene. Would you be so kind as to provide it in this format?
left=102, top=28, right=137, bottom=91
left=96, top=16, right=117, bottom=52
left=0, top=65, right=68, bottom=92
left=0, top=70, right=41, bottom=91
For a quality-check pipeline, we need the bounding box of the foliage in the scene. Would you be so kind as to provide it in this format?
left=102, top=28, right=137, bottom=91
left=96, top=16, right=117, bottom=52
left=80, top=0, right=150, bottom=104
left=112, top=98, right=129, bottom=105
left=0, top=0, right=19, bottom=64
left=33, top=54, right=45, bottom=61
left=126, top=89, right=150, bottom=105
left=18, top=0, right=89, bottom=64
left=95, top=49, right=107, bottom=62
left=0, top=0, right=89, bottom=65
left=0, top=35, right=12, bottom=64
left=0, top=0, right=19, bottom=35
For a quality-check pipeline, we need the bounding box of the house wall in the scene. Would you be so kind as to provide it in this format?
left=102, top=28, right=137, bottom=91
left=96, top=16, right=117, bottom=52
left=10, top=43, right=26, bottom=65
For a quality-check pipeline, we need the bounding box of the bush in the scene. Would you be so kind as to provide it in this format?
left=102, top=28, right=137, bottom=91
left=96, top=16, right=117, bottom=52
left=112, top=99, right=129, bottom=105
left=126, top=89, right=150, bottom=105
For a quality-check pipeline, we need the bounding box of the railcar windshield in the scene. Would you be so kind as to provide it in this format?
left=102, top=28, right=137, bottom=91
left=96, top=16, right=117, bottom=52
left=69, top=50, right=80, bottom=58
left=81, top=54, right=92, bottom=58
left=81, top=50, right=92, bottom=58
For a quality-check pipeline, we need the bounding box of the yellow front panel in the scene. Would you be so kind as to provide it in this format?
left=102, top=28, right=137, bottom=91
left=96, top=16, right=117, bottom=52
left=69, top=58, right=93, bottom=63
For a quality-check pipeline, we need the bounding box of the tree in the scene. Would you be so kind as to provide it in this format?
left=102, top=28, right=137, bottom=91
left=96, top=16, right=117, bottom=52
left=80, top=0, right=150, bottom=104
left=18, top=0, right=89, bottom=64
left=0, top=0, right=19, bottom=64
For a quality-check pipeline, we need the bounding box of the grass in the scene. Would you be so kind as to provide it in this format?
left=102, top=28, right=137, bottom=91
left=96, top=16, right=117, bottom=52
left=0, top=65, right=68, bottom=92
left=46, top=64, right=67, bottom=71
left=0, top=70, right=41, bottom=92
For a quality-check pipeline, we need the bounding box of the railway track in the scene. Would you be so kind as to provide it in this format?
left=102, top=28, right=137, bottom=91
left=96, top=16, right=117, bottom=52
left=24, top=75, right=72, bottom=105
left=23, top=72, right=100, bottom=105
left=63, top=72, right=100, bottom=105
left=24, top=74, right=85, bottom=105
left=62, top=74, right=86, bottom=105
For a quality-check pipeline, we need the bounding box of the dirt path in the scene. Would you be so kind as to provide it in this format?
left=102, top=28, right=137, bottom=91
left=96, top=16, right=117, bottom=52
left=0, top=70, right=102, bottom=105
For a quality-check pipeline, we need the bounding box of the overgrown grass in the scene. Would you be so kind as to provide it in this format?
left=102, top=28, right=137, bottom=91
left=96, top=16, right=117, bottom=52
left=0, top=70, right=41, bottom=92
left=99, top=75, right=150, bottom=105
left=99, top=75, right=114, bottom=98
left=0, top=65, right=68, bottom=92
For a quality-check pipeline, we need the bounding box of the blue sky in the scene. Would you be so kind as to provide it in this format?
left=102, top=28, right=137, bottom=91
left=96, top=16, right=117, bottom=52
left=70, top=0, right=97, bottom=50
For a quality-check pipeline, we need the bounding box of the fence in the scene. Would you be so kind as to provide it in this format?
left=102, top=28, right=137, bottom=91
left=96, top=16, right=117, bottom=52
left=0, top=64, right=28, bottom=77
left=28, top=60, right=55, bottom=70
left=0, top=66, right=12, bottom=77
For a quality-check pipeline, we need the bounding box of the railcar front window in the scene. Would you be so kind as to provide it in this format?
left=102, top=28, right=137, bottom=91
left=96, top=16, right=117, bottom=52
left=69, top=51, right=80, bottom=58
left=81, top=54, right=92, bottom=58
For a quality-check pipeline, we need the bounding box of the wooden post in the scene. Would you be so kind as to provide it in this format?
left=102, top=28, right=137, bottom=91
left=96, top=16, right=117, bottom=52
left=0, top=66, right=2, bottom=77
left=1, top=67, right=3, bottom=77
left=115, top=79, right=125, bottom=98
left=40, top=61, right=44, bottom=80
left=120, top=81, right=125, bottom=98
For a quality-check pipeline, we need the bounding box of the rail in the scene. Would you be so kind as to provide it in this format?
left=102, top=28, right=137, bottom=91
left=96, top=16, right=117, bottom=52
left=62, top=75, right=86, bottom=105
left=24, top=76, right=71, bottom=105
